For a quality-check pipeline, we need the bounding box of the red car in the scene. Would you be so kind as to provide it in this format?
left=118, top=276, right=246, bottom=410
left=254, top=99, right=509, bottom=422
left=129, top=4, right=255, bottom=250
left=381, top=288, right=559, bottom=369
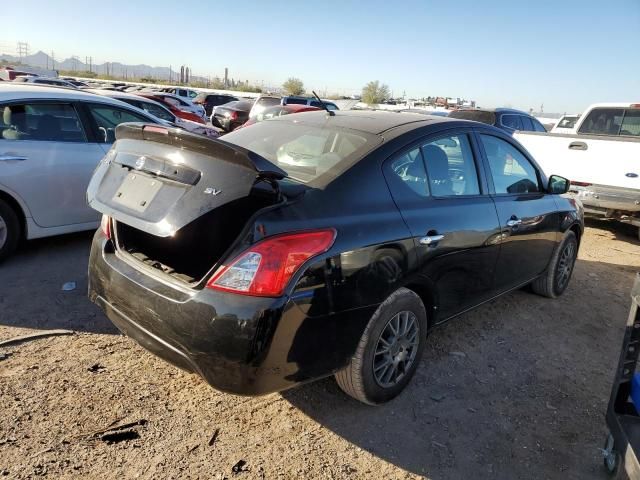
left=242, top=104, right=320, bottom=128
left=135, top=93, right=206, bottom=124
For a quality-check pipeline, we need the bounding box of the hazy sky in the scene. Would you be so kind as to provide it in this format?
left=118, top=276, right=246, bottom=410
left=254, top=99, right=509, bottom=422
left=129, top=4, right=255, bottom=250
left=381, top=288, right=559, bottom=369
left=3, top=0, right=639, bottom=113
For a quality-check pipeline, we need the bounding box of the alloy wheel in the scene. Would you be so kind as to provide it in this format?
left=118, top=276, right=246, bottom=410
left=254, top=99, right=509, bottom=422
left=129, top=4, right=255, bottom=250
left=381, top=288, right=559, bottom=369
left=373, top=310, right=420, bottom=388
left=0, top=214, right=7, bottom=251
left=556, top=241, right=576, bottom=290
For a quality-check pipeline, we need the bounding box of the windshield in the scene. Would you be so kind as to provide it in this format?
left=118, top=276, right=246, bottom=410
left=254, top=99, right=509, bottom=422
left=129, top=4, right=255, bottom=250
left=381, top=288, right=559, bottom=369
left=222, top=119, right=381, bottom=186
left=448, top=110, right=496, bottom=125
left=556, top=116, right=578, bottom=129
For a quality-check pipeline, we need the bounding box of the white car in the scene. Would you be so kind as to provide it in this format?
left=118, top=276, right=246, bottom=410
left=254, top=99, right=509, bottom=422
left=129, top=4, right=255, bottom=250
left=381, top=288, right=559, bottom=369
left=0, top=84, right=162, bottom=260
left=515, top=103, right=640, bottom=236
left=88, top=89, right=219, bottom=138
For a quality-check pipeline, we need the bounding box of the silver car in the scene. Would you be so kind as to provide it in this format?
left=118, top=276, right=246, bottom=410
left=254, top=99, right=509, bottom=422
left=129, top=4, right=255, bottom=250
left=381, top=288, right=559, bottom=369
left=0, top=84, right=160, bottom=260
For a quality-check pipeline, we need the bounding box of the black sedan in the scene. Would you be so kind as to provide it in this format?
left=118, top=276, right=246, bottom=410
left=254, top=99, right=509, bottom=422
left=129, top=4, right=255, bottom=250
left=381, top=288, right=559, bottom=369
left=210, top=100, right=253, bottom=132
left=87, top=111, right=582, bottom=405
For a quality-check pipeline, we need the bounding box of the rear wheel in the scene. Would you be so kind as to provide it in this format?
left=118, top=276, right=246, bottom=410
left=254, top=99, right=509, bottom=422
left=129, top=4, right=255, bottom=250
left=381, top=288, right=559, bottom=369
left=531, top=230, right=577, bottom=298
left=0, top=199, right=20, bottom=262
left=335, top=287, right=427, bottom=405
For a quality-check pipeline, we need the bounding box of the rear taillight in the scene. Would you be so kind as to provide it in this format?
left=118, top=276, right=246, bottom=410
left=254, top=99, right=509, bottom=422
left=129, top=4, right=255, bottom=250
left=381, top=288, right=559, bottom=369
left=229, top=111, right=238, bottom=121
left=570, top=181, right=592, bottom=187
left=100, top=214, right=111, bottom=239
left=207, top=229, right=336, bottom=297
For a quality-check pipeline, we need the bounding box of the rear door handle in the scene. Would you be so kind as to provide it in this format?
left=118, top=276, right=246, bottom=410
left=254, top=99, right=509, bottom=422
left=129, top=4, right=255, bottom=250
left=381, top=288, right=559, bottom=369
left=419, top=234, right=445, bottom=245
left=568, top=141, right=588, bottom=151
left=0, top=154, right=27, bottom=162
left=506, top=218, right=522, bottom=227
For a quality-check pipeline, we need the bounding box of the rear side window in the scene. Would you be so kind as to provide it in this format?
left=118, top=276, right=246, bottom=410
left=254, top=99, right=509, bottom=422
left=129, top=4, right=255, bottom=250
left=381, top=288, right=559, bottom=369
left=422, top=135, right=480, bottom=196
left=480, top=135, right=540, bottom=194
left=0, top=103, right=86, bottom=142
left=284, top=97, right=308, bottom=105
left=138, top=102, right=173, bottom=122
left=501, top=114, right=521, bottom=130
left=531, top=118, right=547, bottom=132
left=578, top=108, right=624, bottom=135
left=385, top=147, right=429, bottom=198
left=448, top=110, right=496, bottom=125
left=620, top=110, right=640, bottom=136
left=87, top=104, right=150, bottom=143
left=520, top=116, right=534, bottom=131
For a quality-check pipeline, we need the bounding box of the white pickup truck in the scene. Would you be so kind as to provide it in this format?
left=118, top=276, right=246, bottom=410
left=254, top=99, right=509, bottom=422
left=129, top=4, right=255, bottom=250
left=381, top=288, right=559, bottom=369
left=515, top=103, right=640, bottom=237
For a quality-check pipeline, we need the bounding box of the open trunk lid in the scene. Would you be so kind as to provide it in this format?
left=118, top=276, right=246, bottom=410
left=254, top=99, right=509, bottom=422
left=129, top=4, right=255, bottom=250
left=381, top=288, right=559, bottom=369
left=87, top=123, right=287, bottom=237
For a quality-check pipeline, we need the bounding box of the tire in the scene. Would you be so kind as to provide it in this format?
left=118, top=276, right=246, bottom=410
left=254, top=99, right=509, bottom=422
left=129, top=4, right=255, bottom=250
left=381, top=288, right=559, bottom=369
left=531, top=230, right=577, bottom=298
left=335, top=287, right=427, bottom=405
left=0, top=199, right=20, bottom=263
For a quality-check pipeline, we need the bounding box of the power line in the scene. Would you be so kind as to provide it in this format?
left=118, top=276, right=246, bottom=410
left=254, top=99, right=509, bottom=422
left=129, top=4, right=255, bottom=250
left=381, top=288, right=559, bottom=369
left=17, top=41, right=29, bottom=62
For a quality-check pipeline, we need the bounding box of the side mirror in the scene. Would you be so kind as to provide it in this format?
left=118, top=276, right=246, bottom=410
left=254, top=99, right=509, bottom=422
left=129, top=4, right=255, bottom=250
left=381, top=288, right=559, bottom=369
left=548, top=175, right=570, bottom=194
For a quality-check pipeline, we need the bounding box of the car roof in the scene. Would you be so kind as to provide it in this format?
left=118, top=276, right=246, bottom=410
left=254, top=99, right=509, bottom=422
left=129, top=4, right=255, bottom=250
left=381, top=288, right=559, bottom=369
left=270, top=109, right=454, bottom=135
left=0, top=83, right=142, bottom=107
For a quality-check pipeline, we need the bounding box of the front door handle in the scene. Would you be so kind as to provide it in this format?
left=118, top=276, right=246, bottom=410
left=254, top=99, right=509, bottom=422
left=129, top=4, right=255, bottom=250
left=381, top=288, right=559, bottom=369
left=419, top=234, right=445, bottom=246
left=0, top=154, right=27, bottom=162
left=506, top=218, right=522, bottom=228
left=568, top=141, right=588, bottom=151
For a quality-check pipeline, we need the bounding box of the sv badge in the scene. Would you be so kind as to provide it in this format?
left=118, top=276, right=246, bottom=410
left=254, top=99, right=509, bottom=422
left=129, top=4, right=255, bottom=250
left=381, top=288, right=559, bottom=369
left=204, top=187, right=222, bottom=196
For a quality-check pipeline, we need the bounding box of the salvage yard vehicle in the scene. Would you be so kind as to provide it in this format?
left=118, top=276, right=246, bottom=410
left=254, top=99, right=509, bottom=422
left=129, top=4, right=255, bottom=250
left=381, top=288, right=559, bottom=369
left=87, top=111, right=583, bottom=405
left=449, top=108, right=547, bottom=135
left=514, top=103, right=640, bottom=238
left=0, top=84, right=162, bottom=260
left=242, top=104, right=320, bottom=128
left=282, top=95, right=339, bottom=111
left=210, top=100, right=253, bottom=132
left=193, top=92, right=239, bottom=117
left=135, top=92, right=206, bottom=123
left=89, top=89, right=219, bottom=138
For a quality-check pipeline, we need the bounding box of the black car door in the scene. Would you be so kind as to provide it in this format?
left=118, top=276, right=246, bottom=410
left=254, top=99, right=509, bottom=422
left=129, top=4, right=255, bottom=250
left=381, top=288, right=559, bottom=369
left=476, top=132, right=560, bottom=292
left=383, top=129, right=502, bottom=321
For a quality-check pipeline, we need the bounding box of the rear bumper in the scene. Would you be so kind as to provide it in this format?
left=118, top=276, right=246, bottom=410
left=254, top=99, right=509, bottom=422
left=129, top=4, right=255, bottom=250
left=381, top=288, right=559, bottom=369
left=88, top=232, right=375, bottom=395
left=570, top=184, right=640, bottom=214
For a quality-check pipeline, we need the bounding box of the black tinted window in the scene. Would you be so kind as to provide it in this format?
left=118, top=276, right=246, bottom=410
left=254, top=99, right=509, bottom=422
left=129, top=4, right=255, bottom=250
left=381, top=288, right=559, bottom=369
left=501, top=114, right=520, bottom=129
left=520, top=116, right=534, bottom=131
left=531, top=118, right=547, bottom=132
left=481, top=135, right=540, bottom=194
left=386, top=147, right=429, bottom=197
left=448, top=110, right=496, bottom=125
left=578, top=108, right=623, bottom=135
left=422, top=135, right=480, bottom=196
left=285, top=98, right=308, bottom=105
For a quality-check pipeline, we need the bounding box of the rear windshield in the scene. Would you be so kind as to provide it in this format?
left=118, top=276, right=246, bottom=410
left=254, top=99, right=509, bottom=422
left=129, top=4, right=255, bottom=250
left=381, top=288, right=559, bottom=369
left=448, top=110, right=496, bottom=125
left=556, top=116, right=578, bottom=129
left=222, top=120, right=381, bottom=186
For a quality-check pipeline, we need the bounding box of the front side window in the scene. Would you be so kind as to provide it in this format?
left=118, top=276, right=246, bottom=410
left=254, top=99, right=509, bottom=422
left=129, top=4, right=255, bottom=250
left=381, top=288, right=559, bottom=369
left=422, top=135, right=480, bottom=196
left=87, top=104, right=150, bottom=143
left=0, top=103, right=86, bottom=142
left=578, top=108, right=624, bottom=135
left=620, top=110, right=640, bottom=136
left=385, top=147, right=429, bottom=198
left=501, top=114, right=521, bottom=130
left=480, top=134, right=540, bottom=194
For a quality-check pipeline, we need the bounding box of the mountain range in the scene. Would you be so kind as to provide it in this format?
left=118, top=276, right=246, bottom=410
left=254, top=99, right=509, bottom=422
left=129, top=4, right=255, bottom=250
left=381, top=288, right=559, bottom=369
left=0, top=50, right=209, bottom=82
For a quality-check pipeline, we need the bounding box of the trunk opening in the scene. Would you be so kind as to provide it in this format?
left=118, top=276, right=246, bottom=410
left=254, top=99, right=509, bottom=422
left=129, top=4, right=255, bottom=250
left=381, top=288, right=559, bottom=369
left=115, top=190, right=276, bottom=284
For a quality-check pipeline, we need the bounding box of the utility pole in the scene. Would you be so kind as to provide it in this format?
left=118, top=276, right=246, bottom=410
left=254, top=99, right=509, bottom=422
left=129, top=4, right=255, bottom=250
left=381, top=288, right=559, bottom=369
left=50, top=51, right=55, bottom=70
left=17, top=42, right=29, bottom=63
left=89, top=56, right=92, bottom=73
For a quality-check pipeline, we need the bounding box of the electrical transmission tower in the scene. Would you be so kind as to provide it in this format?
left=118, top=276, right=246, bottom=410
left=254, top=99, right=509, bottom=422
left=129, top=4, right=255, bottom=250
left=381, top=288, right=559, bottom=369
left=17, top=42, right=30, bottom=62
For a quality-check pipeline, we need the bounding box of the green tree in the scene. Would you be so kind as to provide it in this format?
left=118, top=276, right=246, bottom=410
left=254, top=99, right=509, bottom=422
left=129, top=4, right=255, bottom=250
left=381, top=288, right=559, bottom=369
left=362, top=81, right=390, bottom=106
left=282, top=77, right=304, bottom=95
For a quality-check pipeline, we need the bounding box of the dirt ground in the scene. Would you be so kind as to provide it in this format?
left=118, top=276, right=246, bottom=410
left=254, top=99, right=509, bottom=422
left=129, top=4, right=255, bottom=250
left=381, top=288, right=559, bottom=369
left=1, top=218, right=639, bottom=479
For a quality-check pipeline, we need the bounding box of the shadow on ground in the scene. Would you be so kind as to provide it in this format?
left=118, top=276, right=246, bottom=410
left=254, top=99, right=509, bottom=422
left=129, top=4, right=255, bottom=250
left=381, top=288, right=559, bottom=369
left=282, top=255, right=636, bottom=479
left=0, top=230, right=118, bottom=334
